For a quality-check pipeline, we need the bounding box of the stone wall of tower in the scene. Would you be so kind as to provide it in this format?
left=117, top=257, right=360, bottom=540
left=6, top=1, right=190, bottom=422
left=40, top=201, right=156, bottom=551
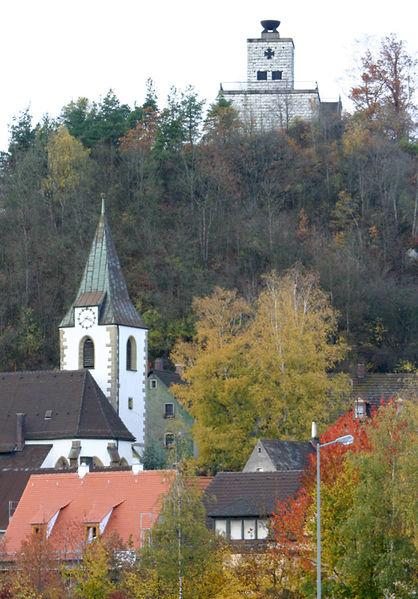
left=247, top=36, right=294, bottom=84
left=224, top=89, right=320, bottom=130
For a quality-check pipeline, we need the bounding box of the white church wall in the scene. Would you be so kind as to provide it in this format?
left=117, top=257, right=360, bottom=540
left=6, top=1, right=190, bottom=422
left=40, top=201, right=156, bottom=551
left=118, top=326, right=148, bottom=446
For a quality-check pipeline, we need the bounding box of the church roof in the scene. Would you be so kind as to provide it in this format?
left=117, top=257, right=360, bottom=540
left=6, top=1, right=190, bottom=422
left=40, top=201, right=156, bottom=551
left=60, top=201, right=146, bottom=329
left=0, top=370, right=134, bottom=450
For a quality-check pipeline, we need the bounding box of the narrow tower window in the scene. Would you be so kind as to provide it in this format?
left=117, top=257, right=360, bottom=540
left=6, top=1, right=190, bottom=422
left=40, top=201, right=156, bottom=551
left=126, top=337, right=137, bottom=371
left=272, top=70, right=283, bottom=80
left=82, top=338, right=95, bottom=369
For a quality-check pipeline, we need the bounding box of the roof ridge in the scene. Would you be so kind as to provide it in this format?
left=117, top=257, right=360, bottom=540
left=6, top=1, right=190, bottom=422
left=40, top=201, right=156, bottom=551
left=75, top=370, right=88, bottom=436
left=91, top=373, right=114, bottom=439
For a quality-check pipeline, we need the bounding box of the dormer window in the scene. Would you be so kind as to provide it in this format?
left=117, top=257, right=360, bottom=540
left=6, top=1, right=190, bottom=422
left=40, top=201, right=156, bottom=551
left=86, top=524, right=98, bottom=543
left=354, top=399, right=371, bottom=419
left=32, top=524, right=45, bottom=536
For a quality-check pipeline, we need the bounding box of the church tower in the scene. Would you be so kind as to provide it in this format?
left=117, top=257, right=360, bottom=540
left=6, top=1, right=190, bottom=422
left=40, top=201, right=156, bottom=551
left=59, top=200, right=147, bottom=451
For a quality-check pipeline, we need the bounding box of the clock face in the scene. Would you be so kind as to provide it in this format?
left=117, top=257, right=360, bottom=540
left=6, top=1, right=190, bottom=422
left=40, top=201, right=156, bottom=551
left=77, top=307, right=96, bottom=330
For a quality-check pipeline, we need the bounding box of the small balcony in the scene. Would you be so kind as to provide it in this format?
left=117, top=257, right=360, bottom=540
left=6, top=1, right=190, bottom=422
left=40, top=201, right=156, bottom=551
left=220, top=81, right=318, bottom=93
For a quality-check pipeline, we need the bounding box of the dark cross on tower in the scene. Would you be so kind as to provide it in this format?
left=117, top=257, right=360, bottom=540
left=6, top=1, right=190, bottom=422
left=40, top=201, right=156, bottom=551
left=264, top=47, right=275, bottom=59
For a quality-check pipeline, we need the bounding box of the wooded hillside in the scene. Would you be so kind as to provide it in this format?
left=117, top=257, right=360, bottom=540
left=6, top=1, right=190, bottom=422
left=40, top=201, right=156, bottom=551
left=0, top=36, right=416, bottom=373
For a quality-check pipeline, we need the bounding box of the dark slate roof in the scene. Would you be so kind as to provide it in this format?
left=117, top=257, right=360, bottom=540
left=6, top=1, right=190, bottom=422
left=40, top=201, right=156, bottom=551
left=352, top=373, right=418, bottom=408
left=0, top=370, right=134, bottom=449
left=148, top=369, right=184, bottom=388
left=0, top=446, right=53, bottom=531
left=60, top=202, right=146, bottom=329
left=204, top=471, right=303, bottom=518
left=261, top=440, right=314, bottom=471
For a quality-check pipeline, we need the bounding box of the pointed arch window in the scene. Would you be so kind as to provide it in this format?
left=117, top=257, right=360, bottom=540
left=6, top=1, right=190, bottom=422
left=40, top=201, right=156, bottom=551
left=126, top=337, right=137, bottom=371
left=82, top=338, right=95, bottom=369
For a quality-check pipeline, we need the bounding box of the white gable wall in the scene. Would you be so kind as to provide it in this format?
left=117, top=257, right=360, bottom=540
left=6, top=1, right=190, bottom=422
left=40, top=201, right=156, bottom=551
left=243, top=440, right=276, bottom=472
left=26, top=438, right=134, bottom=468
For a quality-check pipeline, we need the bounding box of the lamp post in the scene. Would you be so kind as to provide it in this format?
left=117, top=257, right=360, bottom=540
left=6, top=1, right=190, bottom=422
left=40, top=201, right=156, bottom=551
left=311, top=422, right=354, bottom=599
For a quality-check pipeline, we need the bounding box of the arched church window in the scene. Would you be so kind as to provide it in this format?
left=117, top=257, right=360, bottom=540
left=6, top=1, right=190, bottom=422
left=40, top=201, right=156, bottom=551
left=126, top=337, right=137, bottom=371
left=82, top=338, right=95, bottom=369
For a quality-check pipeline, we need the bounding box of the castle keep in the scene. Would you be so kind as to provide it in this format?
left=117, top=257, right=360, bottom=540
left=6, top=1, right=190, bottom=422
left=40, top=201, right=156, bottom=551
left=222, top=19, right=340, bottom=129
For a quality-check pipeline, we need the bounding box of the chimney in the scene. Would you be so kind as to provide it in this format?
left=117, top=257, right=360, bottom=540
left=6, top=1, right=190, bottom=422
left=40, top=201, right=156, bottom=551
left=16, top=413, right=25, bottom=451
left=357, top=363, right=366, bottom=379
left=154, top=357, right=164, bottom=371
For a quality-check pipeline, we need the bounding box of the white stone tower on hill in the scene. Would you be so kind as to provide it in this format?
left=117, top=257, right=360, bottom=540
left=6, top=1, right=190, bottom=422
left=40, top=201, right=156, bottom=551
left=221, top=19, right=341, bottom=130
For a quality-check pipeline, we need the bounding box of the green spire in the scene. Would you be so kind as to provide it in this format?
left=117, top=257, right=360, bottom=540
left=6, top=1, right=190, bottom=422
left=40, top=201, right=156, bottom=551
left=60, top=201, right=145, bottom=328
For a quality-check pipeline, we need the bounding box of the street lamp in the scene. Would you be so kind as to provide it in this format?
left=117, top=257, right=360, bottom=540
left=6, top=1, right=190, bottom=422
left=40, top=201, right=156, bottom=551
left=311, top=422, right=354, bottom=599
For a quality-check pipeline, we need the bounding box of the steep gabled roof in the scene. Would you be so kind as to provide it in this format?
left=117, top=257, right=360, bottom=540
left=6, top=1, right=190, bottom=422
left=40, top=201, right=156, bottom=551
left=0, top=446, right=53, bottom=531
left=4, top=470, right=175, bottom=555
left=0, top=370, right=134, bottom=448
left=148, top=369, right=184, bottom=388
left=60, top=201, right=145, bottom=329
left=262, top=440, right=314, bottom=471
left=352, top=373, right=418, bottom=408
left=204, top=471, right=303, bottom=518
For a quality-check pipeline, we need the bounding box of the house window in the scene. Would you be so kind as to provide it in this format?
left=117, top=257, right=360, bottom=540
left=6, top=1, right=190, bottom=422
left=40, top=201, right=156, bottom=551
left=272, top=70, right=283, bottom=80
left=82, top=338, right=95, bottom=369
left=126, top=337, right=137, bottom=371
left=86, top=525, right=98, bottom=542
left=165, top=433, right=175, bottom=448
left=215, top=519, right=227, bottom=536
left=150, top=379, right=157, bottom=389
left=218, top=518, right=269, bottom=541
left=244, top=519, right=256, bottom=540
left=128, top=397, right=133, bottom=410
left=230, top=519, right=242, bottom=540
left=164, top=403, right=174, bottom=418
left=44, top=409, right=52, bottom=420
left=257, top=519, right=268, bottom=539
left=257, top=70, right=267, bottom=80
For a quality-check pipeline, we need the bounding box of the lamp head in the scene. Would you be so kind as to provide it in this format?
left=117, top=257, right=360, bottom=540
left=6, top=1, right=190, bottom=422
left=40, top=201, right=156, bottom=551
left=336, top=434, right=354, bottom=446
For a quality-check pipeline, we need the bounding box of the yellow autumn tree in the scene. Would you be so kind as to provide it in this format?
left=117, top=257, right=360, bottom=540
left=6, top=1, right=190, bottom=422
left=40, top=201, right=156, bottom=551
left=171, top=287, right=253, bottom=472
left=246, top=269, right=349, bottom=440
left=43, top=126, right=91, bottom=221
left=172, top=269, right=349, bottom=472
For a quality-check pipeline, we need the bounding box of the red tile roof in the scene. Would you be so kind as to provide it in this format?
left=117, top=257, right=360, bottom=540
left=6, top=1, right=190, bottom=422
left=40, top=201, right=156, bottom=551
left=4, top=470, right=175, bottom=557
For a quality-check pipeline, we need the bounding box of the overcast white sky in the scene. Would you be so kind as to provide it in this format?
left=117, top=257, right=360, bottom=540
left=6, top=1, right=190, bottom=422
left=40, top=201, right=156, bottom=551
left=0, top=0, right=416, bottom=150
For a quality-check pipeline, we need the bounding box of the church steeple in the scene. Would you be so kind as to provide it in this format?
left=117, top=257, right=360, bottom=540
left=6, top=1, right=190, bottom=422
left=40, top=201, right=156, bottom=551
left=60, top=200, right=145, bottom=329
left=60, top=200, right=148, bottom=452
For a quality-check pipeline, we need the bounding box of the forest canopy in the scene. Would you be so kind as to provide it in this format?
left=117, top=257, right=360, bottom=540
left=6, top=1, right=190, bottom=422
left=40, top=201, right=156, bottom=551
left=0, top=36, right=416, bottom=374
